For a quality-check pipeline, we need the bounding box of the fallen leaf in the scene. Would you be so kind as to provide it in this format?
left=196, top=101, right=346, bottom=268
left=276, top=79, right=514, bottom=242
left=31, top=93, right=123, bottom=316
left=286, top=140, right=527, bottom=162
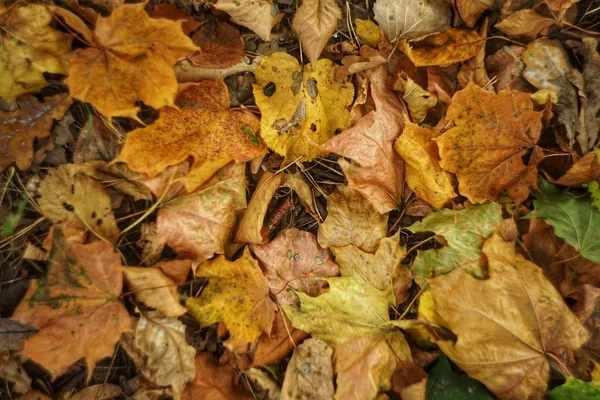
left=532, top=179, right=600, bottom=263
left=245, top=368, right=281, bottom=399
left=437, top=82, right=544, bottom=203
left=485, top=45, right=529, bottom=91
left=73, top=115, right=120, bottom=163
left=283, top=276, right=412, bottom=400
left=0, top=319, right=38, bottom=352
left=331, top=234, right=411, bottom=303
left=317, top=185, right=388, bottom=253
left=400, top=29, right=484, bottom=67
left=69, top=384, right=122, bottom=400
left=117, top=80, right=265, bottom=190
left=236, top=172, right=283, bottom=244
left=569, top=38, right=600, bottom=152
left=425, top=354, right=494, bottom=399
left=251, top=228, right=339, bottom=305
left=38, top=164, right=119, bottom=244
left=456, top=0, right=494, bottom=27
left=148, top=4, right=203, bottom=35
left=522, top=39, right=580, bottom=149
left=152, top=259, right=193, bottom=285
left=355, top=19, right=383, bottom=48
left=14, top=391, right=50, bottom=400
left=175, top=57, right=259, bottom=82
left=322, top=66, right=405, bottom=213
left=133, top=310, right=196, bottom=393
left=391, top=361, right=427, bottom=400
left=495, top=10, right=557, bottom=38
left=547, top=378, right=600, bottom=399
left=395, top=121, right=456, bottom=208
left=12, top=229, right=131, bottom=378
left=373, top=0, right=451, bottom=40
left=281, top=172, right=316, bottom=214
left=213, top=0, right=282, bottom=41
left=0, top=353, right=31, bottom=394
left=280, top=338, right=335, bottom=400
left=181, top=352, right=252, bottom=399
left=186, top=249, right=276, bottom=350
left=544, top=0, right=579, bottom=11
left=397, top=72, right=437, bottom=123
left=293, top=0, right=341, bottom=64
left=429, top=232, right=589, bottom=400
left=457, top=18, right=491, bottom=89
left=1, top=93, right=72, bottom=171
left=408, top=203, right=502, bottom=281
left=65, top=3, right=197, bottom=120
left=188, top=21, right=245, bottom=69
left=0, top=4, right=72, bottom=101
left=156, top=163, right=246, bottom=264
left=253, top=52, right=354, bottom=164
left=122, top=267, right=186, bottom=317
left=548, top=151, right=598, bottom=187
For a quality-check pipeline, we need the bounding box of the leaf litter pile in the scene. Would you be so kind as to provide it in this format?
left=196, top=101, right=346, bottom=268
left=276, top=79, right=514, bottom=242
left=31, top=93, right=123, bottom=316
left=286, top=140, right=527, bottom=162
left=1, top=0, right=600, bottom=399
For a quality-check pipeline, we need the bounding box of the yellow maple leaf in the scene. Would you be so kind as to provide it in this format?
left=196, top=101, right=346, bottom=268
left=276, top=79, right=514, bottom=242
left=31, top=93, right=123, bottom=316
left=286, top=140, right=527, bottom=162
left=395, top=121, right=456, bottom=208
left=400, top=28, right=484, bottom=67
left=116, top=80, right=266, bottom=191
left=0, top=4, right=72, bottom=101
left=253, top=52, right=354, bottom=164
left=186, top=248, right=277, bottom=351
left=64, top=3, right=197, bottom=120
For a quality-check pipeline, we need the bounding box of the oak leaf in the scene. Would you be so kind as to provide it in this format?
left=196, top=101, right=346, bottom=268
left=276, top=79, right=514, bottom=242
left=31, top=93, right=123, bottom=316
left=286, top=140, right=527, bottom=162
left=400, top=29, right=484, bottom=67
left=156, top=163, right=246, bottom=264
left=1, top=93, right=72, bottom=171
left=133, top=311, right=196, bottom=393
left=522, top=39, right=580, bottom=150
left=429, top=232, right=589, bottom=399
left=64, top=3, right=197, bottom=120
left=495, top=10, right=557, bottom=38
left=251, top=228, right=339, bottom=305
left=373, top=0, right=451, bottom=40
left=280, top=338, right=335, bottom=400
left=12, top=230, right=131, bottom=378
left=437, top=83, right=544, bottom=203
left=292, top=0, right=341, bottom=65
left=186, top=249, right=277, bottom=350
left=122, top=267, right=187, bottom=317
left=253, top=52, right=354, bottom=165
left=283, top=276, right=412, bottom=400
left=235, top=172, right=283, bottom=245
left=331, top=234, right=411, bottom=303
left=38, top=164, right=119, bottom=244
left=456, top=0, right=494, bottom=27
left=408, top=203, right=502, bottom=282
left=187, top=21, right=245, bottom=69
left=117, top=80, right=265, bottom=190
left=317, top=185, right=388, bottom=253
left=322, top=66, right=404, bottom=213
left=532, top=180, right=600, bottom=263
left=213, top=0, right=282, bottom=41
left=0, top=4, right=72, bottom=101
left=395, top=121, right=456, bottom=208
left=181, top=353, right=252, bottom=400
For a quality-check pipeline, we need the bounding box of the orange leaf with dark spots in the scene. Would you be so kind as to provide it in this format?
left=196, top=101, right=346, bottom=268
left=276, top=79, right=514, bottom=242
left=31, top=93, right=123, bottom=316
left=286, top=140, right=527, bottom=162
left=437, top=82, right=544, bottom=203
left=116, top=80, right=266, bottom=191
left=188, top=21, right=245, bottom=69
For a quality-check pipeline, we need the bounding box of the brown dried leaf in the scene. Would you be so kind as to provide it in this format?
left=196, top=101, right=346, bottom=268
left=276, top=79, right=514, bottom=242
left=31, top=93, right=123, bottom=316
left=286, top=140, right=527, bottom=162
left=323, top=66, right=405, bottom=213
left=12, top=230, right=131, bottom=379
left=400, top=29, right=484, bottom=67
left=456, top=0, right=494, bottom=27
left=251, top=228, right=339, bottom=305
left=1, top=93, right=71, bottom=171
left=317, top=185, right=388, bottom=253
left=373, top=0, right=451, bottom=40
left=122, top=267, right=187, bottom=317
left=495, top=10, right=557, bottom=38
left=148, top=4, right=203, bottom=35
left=293, top=0, right=341, bottom=64
left=181, top=353, right=253, bottom=399
left=547, top=151, right=598, bottom=187
left=485, top=46, right=529, bottom=91
left=429, top=232, right=589, bottom=399
left=188, top=21, right=245, bottom=69
left=213, top=0, right=282, bottom=41
left=437, top=83, right=544, bottom=203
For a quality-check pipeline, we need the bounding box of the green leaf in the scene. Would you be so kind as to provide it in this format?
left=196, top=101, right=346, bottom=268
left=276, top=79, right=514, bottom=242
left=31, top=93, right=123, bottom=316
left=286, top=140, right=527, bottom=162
left=1, top=197, right=27, bottom=237
left=547, top=378, right=600, bottom=400
left=533, top=179, right=600, bottom=263
left=426, top=354, right=494, bottom=400
left=587, top=180, right=600, bottom=211
left=407, top=203, right=502, bottom=282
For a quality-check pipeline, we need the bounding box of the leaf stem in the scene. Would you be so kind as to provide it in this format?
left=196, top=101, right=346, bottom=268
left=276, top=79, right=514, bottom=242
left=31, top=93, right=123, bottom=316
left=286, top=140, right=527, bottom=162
left=547, top=352, right=573, bottom=377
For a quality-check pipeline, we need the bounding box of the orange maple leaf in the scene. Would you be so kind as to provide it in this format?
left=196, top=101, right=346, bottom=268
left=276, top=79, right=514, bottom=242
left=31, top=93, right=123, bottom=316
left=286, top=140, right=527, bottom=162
left=116, top=80, right=265, bottom=190
left=64, top=3, right=197, bottom=120
left=437, top=82, right=544, bottom=203
left=12, top=230, right=131, bottom=379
